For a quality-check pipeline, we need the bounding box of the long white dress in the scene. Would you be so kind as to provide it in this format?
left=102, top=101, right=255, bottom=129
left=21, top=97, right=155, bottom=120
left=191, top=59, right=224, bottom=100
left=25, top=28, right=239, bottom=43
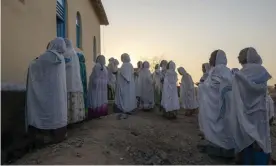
left=27, top=38, right=67, bottom=130
left=63, top=39, right=85, bottom=124
left=139, top=61, right=155, bottom=109
left=161, top=61, right=180, bottom=112
left=199, top=50, right=235, bottom=150
left=115, top=53, right=137, bottom=113
left=230, top=47, right=272, bottom=153
left=178, top=67, right=198, bottom=110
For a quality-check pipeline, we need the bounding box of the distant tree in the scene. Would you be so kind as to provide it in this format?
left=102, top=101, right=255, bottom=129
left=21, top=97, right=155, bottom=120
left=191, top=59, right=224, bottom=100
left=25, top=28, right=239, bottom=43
left=140, top=55, right=164, bottom=72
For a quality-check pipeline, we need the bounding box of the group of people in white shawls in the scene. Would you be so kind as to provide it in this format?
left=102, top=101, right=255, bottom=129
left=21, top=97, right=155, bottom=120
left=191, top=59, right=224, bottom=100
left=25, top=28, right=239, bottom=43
left=26, top=37, right=87, bottom=144
left=197, top=48, right=275, bottom=165
left=26, top=37, right=275, bottom=164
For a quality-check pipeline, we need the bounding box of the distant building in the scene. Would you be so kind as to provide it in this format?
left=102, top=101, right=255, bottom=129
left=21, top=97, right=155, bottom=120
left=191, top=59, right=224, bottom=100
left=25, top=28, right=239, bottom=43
left=1, top=0, right=109, bottom=85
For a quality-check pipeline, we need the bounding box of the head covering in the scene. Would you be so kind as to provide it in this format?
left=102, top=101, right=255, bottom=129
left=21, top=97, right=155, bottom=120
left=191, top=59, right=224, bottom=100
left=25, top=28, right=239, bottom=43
left=177, top=67, right=186, bottom=75
left=109, top=57, right=115, bottom=63
left=64, top=38, right=73, bottom=50
left=239, top=47, right=271, bottom=84
left=96, top=55, right=106, bottom=66
left=142, top=61, right=150, bottom=69
left=160, top=60, right=168, bottom=69
left=47, top=37, right=66, bottom=54
left=114, top=59, right=119, bottom=66
left=121, top=53, right=131, bottom=63
left=246, top=47, right=263, bottom=64
left=137, top=61, right=143, bottom=68
left=168, top=61, right=176, bottom=70
left=215, top=50, right=227, bottom=66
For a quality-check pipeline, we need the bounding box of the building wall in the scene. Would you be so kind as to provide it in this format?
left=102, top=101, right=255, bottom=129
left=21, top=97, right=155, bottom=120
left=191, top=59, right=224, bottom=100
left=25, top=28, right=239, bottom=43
left=1, top=0, right=101, bottom=85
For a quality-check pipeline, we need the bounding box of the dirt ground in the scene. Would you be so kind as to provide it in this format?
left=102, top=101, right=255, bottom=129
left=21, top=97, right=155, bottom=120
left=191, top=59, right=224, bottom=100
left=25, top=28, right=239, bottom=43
left=13, top=107, right=276, bottom=165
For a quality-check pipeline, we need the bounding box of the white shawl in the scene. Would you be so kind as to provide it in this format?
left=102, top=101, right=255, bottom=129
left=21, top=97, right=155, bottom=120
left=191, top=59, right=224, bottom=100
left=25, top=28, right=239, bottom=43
left=115, top=53, right=137, bottom=112
left=178, top=67, right=198, bottom=109
left=161, top=61, right=180, bottom=112
left=63, top=38, right=83, bottom=92
left=199, top=50, right=234, bottom=149
left=230, top=47, right=272, bottom=153
left=27, top=38, right=67, bottom=129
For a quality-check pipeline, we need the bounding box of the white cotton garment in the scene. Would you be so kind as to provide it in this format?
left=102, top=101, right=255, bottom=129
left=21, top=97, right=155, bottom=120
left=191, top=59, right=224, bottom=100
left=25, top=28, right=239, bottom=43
left=199, top=63, right=211, bottom=83
left=87, top=63, right=108, bottom=109
left=267, top=93, right=275, bottom=120
left=199, top=50, right=235, bottom=150
left=27, top=50, right=67, bottom=129
left=161, top=61, right=180, bottom=112
left=115, top=53, right=137, bottom=112
left=63, top=39, right=83, bottom=92
left=139, top=61, right=155, bottom=109
left=152, top=69, right=162, bottom=93
left=198, top=66, right=213, bottom=133
left=229, top=47, right=272, bottom=153
left=135, top=68, right=142, bottom=97
left=107, top=58, right=118, bottom=91
left=178, top=67, right=198, bottom=109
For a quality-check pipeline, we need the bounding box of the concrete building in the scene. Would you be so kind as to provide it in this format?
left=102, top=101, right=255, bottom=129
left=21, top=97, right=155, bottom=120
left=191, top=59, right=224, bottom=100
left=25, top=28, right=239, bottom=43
left=1, top=0, right=109, bottom=85
left=1, top=1, right=109, bottom=163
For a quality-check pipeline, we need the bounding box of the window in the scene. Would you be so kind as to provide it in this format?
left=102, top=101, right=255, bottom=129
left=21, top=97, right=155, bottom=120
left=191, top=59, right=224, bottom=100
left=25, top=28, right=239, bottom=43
left=76, top=12, right=82, bottom=48
left=56, top=0, right=66, bottom=38
left=93, top=36, right=97, bottom=62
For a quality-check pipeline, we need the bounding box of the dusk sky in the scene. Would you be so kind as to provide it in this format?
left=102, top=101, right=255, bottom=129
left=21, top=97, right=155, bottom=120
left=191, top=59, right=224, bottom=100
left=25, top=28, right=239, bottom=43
left=100, top=0, right=276, bottom=85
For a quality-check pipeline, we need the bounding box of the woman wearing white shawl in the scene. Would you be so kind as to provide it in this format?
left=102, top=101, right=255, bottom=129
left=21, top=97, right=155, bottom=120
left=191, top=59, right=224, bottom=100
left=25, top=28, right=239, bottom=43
left=177, top=67, right=198, bottom=116
left=107, top=57, right=118, bottom=100
left=63, top=38, right=85, bottom=124
left=26, top=37, right=67, bottom=143
left=161, top=61, right=180, bottom=119
left=139, top=61, right=155, bottom=110
left=197, top=63, right=211, bottom=131
left=152, top=64, right=162, bottom=105
left=198, top=50, right=235, bottom=157
left=199, top=63, right=211, bottom=84
left=230, top=47, right=272, bottom=165
left=114, top=53, right=136, bottom=119
left=87, top=55, right=108, bottom=119
left=134, top=61, right=143, bottom=108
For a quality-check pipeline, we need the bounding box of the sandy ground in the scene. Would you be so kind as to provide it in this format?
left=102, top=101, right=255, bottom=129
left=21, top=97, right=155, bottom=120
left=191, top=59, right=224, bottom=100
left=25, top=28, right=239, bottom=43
left=13, top=107, right=276, bottom=165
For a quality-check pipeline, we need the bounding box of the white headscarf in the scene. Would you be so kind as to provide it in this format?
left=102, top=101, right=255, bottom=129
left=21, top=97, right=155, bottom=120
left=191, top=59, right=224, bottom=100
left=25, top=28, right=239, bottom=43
left=120, top=53, right=133, bottom=82
left=47, top=37, right=66, bottom=54
left=63, top=38, right=83, bottom=92
left=200, top=63, right=211, bottom=82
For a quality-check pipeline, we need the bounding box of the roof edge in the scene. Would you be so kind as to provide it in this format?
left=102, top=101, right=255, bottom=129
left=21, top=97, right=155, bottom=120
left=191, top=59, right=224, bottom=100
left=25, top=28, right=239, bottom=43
left=90, top=0, right=109, bottom=25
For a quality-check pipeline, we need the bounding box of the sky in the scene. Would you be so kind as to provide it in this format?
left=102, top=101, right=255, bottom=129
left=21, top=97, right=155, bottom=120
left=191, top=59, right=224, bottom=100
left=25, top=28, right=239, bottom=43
left=100, top=0, right=276, bottom=85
